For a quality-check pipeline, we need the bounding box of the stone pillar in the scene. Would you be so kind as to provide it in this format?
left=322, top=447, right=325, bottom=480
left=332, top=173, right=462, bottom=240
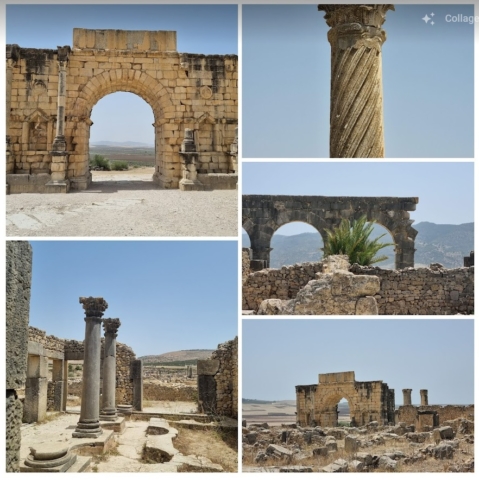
left=73, top=297, right=108, bottom=438
left=402, top=388, right=412, bottom=406
left=179, top=128, right=201, bottom=190
left=420, top=389, right=428, bottom=406
left=50, top=46, right=71, bottom=186
left=131, top=359, right=143, bottom=411
left=62, top=361, right=68, bottom=411
left=318, top=4, right=394, bottom=158
left=51, top=359, right=64, bottom=412
left=24, top=355, right=48, bottom=423
left=6, top=45, right=19, bottom=176
left=394, top=236, right=416, bottom=269
left=100, top=318, right=121, bottom=420
left=229, top=126, right=238, bottom=173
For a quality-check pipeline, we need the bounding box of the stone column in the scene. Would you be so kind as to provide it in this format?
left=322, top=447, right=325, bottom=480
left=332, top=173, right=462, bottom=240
left=402, top=388, right=412, bottom=406
left=51, top=359, right=64, bottom=412
left=318, top=4, right=394, bottom=158
left=131, top=359, right=143, bottom=411
left=100, top=318, right=121, bottom=420
left=50, top=46, right=71, bottom=185
left=24, top=355, right=48, bottom=423
left=420, top=389, right=428, bottom=406
left=73, top=297, right=108, bottom=438
left=6, top=45, right=19, bottom=175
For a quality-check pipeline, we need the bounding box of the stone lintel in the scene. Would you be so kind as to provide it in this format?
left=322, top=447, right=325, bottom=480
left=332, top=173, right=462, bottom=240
left=197, top=359, right=220, bottom=376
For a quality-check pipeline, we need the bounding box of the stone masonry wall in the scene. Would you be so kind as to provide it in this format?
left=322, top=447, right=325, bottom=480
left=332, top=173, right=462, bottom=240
left=396, top=405, right=474, bottom=426
left=211, top=337, right=238, bottom=419
left=143, top=383, right=197, bottom=403
left=242, top=248, right=251, bottom=283
left=243, top=262, right=324, bottom=310
left=243, top=261, right=474, bottom=315
left=6, top=241, right=32, bottom=472
left=28, top=326, right=65, bottom=356
left=64, top=339, right=136, bottom=405
left=350, top=265, right=474, bottom=315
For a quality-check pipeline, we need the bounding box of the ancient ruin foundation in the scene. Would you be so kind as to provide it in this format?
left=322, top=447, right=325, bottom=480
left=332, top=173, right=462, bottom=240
left=6, top=28, right=238, bottom=193
left=243, top=195, right=418, bottom=270
left=296, top=371, right=395, bottom=427
left=318, top=4, right=394, bottom=157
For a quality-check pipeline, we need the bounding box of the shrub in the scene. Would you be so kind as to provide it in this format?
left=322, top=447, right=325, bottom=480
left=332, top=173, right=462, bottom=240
left=322, top=215, right=394, bottom=266
left=111, top=161, right=129, bottom=171
left=90, top=154, right=111, bottom=170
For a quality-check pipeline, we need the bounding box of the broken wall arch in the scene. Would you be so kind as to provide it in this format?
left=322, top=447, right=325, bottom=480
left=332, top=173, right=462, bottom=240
left=243, top=195, right=418, bottom=269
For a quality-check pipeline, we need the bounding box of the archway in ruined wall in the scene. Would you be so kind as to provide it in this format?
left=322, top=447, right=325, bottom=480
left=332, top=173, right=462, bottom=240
left=270, top=222, right=324, bottom=268
left=317, top=391, right=358, bottom=428
left=67, top=70, right=175, bottom=190
left=243, top=195, right=418, bottom=270
left=89, top=92, right=155, bottom=181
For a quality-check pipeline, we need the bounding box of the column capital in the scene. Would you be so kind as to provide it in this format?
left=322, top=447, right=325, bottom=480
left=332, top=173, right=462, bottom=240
left=103, top=318, right=121, bottom=336
left=57, top=45, right=71, bottom=63
left=402, top=388, right=412, bottom=393
left=318, top=4, right=394, bottom=29
left=79, top=297, right=108, bottom=318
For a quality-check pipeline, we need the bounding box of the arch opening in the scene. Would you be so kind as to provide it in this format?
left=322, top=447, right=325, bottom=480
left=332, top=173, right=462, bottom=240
left=88, top=92, right=156, bottom=186
left=270, top=222, right=324, bottom=268
left=337, top=397, right=351, bottom=427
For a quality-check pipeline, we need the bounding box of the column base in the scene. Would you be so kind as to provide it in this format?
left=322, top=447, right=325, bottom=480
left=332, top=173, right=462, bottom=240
left=99, top=411, right=118, bottom=421
left=73, top=421, right=102, bottom=438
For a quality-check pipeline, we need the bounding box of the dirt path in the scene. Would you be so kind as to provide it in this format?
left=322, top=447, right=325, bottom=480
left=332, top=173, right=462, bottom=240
left=6, top=169, right=237, bottom=237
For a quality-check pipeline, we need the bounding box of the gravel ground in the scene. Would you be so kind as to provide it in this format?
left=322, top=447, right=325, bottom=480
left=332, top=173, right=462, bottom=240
left=6, top=171, right=238, bottom=237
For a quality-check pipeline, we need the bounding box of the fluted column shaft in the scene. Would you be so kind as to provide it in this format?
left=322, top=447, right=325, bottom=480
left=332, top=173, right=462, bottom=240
left=73, top=297, right=108, bottom=438
left=100, top=318, right=121, bottom=419
left=318, top=4, right=394, bottom=158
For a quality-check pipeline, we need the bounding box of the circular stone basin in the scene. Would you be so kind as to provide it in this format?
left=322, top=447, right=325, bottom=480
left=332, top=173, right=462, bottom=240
left=29, top=443, right=69, bottom=461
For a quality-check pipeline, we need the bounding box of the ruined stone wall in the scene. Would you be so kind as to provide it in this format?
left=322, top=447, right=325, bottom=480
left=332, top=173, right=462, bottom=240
left=350, top=265, right=474, bottom=315
left=7, top=29, right=238, bottom=191
left=397, top=404, right=474, bottom=426
left=143, top=383, right=197, bottom=402
left=211, top=336, right=238, bottom=419
left=243, top=261, right=474, bottom=315
left=243, top=261, right=324, bottom=310
left=197, top=337, right=238, bottom=419
left=242, top=248, right=252, bottom=283
left=28, top=326, right=65, bottom=357
left=64, top=339, right=136, bottom=405
left=6, top=241, right=32, bottom=472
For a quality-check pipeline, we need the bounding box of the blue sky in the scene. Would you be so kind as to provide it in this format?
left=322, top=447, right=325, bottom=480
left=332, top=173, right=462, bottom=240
left=243, top=4, right=474, bottom=158
left=243, top=320, right=474, bottom=405
left=242, top=162, right=474, bottom=235
left=28, top=241, right=238, bottom=357
left=6, top=4, right=237, bottom=145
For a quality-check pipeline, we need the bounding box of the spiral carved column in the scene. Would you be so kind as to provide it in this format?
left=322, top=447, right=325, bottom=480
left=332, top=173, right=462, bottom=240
left=318, top=4, right=394, bottom=158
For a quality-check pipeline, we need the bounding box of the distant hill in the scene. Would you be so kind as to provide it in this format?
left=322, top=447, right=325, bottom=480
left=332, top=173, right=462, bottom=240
left=91, top=140, right=154, bottom=148
left=242, top=222, right=473, bottom=269
left=139, top=349, right=213, bottom=365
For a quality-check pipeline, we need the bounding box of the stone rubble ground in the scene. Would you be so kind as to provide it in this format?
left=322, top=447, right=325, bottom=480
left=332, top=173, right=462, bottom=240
left=6, top=173, right=237, bottom=237
left=242, top=420, right=475, bottom=473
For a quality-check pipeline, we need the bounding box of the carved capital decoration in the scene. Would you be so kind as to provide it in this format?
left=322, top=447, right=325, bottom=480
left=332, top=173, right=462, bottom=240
left=57, top=45, right=71, bottom=63
left=79, top=296, right=108, bottom=318
left=102, top=318, right=121, bottom=336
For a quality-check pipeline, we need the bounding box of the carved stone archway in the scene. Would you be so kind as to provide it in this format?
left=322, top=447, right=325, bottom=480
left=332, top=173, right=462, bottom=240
left=243, top=195, right=418, bottom=269
left=296, top=371, right=395, bottom=427
left=6, top=28, right=238, bottom=193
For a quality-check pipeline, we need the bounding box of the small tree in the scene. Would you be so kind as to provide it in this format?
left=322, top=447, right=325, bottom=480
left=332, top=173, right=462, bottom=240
left=321, top=215, right=394, bottom=266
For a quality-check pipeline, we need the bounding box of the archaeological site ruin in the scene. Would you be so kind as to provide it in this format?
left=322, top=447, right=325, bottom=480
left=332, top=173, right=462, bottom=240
left=6, top=28, right=238, bottom=193
left=6, top=241, right=238, bottom=472
left=242, top=195, right=474, bottom=315
left=243, top=370, right=474, bottom=473
left=318, top=4, right=393, bottom=158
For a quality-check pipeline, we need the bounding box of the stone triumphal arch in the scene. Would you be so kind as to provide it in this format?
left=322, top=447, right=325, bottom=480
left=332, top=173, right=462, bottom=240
left=242, top=195, right=418, bottom=269
left=296, top=371, right=395, bottom=428
left=6, top=29, right=238, bottom=193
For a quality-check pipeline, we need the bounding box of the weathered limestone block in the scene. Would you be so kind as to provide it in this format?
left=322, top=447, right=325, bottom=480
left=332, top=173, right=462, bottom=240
left=259, top=256, right=380, bottom=315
